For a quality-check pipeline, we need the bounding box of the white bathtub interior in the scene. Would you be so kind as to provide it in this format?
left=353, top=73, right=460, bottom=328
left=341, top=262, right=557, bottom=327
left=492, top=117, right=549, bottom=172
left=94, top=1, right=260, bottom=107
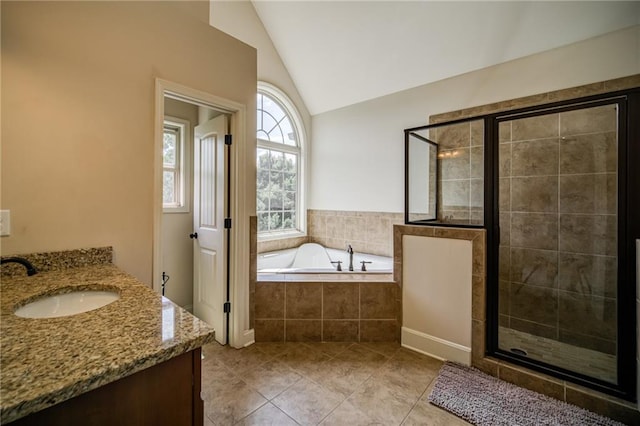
left=291, top=243, right=333, bottom=269
left=257, top=243, right=393, bottom=282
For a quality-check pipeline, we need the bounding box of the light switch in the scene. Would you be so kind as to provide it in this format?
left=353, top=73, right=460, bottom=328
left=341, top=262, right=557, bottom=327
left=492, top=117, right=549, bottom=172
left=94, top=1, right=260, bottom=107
left=0, top=210, right=10, bottom=236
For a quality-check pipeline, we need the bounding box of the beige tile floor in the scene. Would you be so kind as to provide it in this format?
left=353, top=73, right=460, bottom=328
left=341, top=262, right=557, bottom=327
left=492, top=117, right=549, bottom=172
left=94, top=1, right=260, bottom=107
left=201, top=341, right=470, bottom=425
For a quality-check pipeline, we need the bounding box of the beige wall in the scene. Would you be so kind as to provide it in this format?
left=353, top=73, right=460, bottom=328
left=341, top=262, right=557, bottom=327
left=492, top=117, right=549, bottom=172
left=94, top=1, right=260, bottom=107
left=310, top=25, right=640, bottom=212
left=1, top=1, right=257, bottom=283
left=402, top=235, right=472, bottom=364
left=161, top=98, right=198, bottom=308
left=209, top=0, right=311, bottom=135
left=173, top=0, right=210, bottom=25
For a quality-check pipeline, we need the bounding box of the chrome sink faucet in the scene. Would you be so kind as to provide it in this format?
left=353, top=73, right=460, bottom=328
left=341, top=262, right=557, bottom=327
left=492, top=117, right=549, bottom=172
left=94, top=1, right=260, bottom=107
left=1, top=257, right=38, bottom=276
left=347, top=244, right=354, bottom=271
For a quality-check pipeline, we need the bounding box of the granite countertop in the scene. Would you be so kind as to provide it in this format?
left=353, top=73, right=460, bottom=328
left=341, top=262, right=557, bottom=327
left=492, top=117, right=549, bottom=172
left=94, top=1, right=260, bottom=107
left=0, top=248, right=215, bottom=424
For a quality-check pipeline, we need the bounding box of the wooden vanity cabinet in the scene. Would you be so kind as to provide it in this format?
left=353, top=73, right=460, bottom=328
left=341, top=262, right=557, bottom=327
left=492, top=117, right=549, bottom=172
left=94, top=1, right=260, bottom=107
left=9, top=348, right=204, bottom=426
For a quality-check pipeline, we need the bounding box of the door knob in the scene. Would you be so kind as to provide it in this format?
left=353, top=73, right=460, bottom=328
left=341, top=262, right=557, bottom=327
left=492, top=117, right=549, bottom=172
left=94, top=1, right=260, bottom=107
left=189, top=232, right=198, bottom=239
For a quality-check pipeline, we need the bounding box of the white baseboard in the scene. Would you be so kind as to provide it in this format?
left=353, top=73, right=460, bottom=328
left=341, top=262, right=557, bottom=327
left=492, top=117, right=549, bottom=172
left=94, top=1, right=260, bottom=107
left=234, top=329, right=255, bottom=348
left=401, top=327, right=471, bottom=365
left=243, top=329, right=255, bottom=347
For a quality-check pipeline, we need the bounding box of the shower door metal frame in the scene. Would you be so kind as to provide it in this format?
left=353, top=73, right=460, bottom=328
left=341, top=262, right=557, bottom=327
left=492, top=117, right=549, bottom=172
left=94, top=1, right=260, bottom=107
left=404, top=116, right=487, bottom=228
left=485, top=88, right=640, bottom=402
left=404, top=130, right=440, bottom=223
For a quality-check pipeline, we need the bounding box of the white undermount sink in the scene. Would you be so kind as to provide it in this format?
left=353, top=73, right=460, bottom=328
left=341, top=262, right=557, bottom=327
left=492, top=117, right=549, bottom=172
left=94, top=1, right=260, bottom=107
left=15, top=290, right=120, bottom=319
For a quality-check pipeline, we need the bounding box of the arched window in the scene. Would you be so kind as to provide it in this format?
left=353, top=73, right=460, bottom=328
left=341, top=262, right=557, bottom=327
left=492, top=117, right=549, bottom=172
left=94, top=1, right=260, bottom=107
left=257, top=82, right=306, bottom=236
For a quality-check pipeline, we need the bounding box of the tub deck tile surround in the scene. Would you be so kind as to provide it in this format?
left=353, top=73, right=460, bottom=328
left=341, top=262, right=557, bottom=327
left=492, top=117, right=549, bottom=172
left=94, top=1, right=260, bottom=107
left=250, top=216, right=258, bottom=329
left=286, top=282, right=322, bottom=319
left=323, top=320, right=360, bottom=342
left=255, top=281, right=400, bottom=343
left=0, top=247, right=215, bottom=424
left=323, top=282, right=359, bottom=319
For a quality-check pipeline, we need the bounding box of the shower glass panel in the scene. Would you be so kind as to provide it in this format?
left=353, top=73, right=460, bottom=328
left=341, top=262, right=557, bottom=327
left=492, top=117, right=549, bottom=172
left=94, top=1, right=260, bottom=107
left=404, top=119, right=484, bottom=226
left=406, top=130, right=437, bottom=222
left=497, top=103, right=619, bottom=384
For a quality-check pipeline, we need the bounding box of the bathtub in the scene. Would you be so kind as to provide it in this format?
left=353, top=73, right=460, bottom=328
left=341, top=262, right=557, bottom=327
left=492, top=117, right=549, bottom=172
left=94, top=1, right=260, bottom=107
left=257, top=243, right=393, bottom=282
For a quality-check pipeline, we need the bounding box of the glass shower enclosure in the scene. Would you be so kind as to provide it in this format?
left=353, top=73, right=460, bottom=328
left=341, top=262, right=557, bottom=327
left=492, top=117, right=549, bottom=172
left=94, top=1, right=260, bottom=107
left=496, top=100, right=622, bottom=386
left=405, top=87, right=639, bottom=400
left=405, top=118, right=485, bottom=227
left=489, top=93, right=638, bottom=401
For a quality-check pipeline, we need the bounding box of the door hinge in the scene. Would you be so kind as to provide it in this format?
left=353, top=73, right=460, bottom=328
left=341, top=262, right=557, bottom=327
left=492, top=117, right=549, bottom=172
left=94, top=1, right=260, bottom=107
left=224, top=134, right=232, bottom=145
left=224, top=218, right=232, bottom=229
left=223, top=301, right=231, bottom=313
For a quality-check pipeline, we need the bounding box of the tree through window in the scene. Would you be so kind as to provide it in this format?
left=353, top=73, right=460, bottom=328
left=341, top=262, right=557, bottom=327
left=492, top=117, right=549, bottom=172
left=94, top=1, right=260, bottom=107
left=257, top=85, right=304, bottom=235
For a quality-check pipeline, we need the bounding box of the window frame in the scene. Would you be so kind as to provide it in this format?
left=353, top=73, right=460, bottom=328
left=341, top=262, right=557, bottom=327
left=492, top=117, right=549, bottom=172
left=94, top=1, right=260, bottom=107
left=257, top=82, right=307, bottom=240
left=162, top=116, right=191, bottom=213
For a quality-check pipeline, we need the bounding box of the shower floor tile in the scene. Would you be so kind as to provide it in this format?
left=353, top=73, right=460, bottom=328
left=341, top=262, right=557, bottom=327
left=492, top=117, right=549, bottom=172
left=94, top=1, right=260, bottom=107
left=200, top=341, right=469, bottom=425
left=499, top=326, right=616, bottom=383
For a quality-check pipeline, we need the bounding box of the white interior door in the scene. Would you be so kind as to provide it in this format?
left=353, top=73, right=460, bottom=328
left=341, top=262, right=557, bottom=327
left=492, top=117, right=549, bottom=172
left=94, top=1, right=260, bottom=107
left=193, top=115, right=227, bottom=344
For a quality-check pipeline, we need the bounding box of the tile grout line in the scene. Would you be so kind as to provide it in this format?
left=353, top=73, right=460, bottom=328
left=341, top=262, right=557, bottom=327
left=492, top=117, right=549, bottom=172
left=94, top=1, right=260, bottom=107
left=204, top=341, right=460, bottom=424
left=399, top=378, right=434, bottom=426
left=233, top=399, right=270, bottom=425
left=317, top=349, right=395, bottom=425
left=358, top=282, right=362, bottom=342
left=556, top=115, right=562, bottom=342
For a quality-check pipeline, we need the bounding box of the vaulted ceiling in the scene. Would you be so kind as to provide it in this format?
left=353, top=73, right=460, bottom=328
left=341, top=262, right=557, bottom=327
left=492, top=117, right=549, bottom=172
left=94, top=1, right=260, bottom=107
left=252, top=1, right=640, bottom=115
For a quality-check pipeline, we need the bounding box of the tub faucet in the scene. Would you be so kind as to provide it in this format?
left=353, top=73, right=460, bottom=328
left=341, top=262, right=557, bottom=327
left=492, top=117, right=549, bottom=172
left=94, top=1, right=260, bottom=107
left=1, top=257, right=38, bottom=276
left=331, top=260, right=343, bottom=272
left=347, top=244, right=354, bottom=271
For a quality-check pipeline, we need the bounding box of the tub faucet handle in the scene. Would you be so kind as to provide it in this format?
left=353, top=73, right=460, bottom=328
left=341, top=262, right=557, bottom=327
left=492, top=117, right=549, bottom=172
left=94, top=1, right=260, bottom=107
left=331, top=260, right=343, bottom=271
left=360, top=260, right=372, bottom=272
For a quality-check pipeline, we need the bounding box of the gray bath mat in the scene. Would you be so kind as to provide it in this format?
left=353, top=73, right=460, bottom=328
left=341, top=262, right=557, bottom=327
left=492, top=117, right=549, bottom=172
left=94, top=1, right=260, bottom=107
left=428, top=361, right=624, bottom=426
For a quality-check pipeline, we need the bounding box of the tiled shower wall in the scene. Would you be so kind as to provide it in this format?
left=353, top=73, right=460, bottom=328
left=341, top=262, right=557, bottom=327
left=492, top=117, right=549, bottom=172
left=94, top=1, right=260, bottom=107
left=428, top=120, right=484, bottom=224
left=498, top=104, right=618, bottom=354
